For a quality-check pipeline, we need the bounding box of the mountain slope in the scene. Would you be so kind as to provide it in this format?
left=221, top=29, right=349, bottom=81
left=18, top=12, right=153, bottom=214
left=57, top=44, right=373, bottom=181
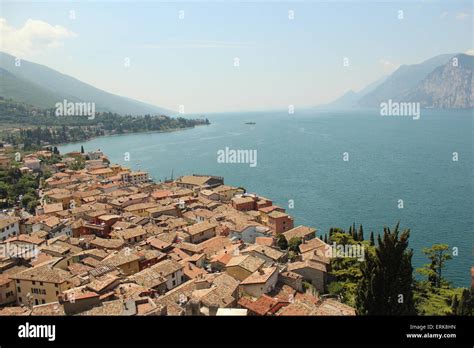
left=358, top=54, right=455, bottom=107
left=403, top=54, right=473, bottom=108
left=0, top=67, right=81, bottom=108
left=0, top=52, right=172, bottom=115
left=316, top=75, right=387, bottom=110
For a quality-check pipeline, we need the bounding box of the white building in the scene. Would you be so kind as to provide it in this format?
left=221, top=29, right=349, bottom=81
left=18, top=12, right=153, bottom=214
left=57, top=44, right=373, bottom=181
left=121, top=171, right=149, bottom=185
left=0, top=216, right=20, bottom=241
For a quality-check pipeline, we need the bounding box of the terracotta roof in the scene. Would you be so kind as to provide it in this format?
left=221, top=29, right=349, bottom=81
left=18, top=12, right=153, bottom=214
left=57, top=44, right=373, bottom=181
left=0, top=216, right=19, bottom=229
left=42, top=203, right=64, bottom=214
left=10, top=260, right=72, bottom=283
left=185, top=221, right=217, bottom=236
left=177, top=175, right=212, bottom=186
left=241, top=267, right=278, bottom=285
left=282, top=225, right=316, bottom=241
left=299, top=238, right=329, bottom=254
left=226, top=254, right=264, bottom=273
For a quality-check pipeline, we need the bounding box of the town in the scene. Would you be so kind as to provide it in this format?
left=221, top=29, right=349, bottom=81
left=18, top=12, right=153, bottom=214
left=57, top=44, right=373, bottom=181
left=0, top=144, right=356, bottom=316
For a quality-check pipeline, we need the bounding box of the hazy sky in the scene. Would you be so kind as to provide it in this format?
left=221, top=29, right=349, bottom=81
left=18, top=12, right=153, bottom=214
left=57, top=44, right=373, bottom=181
left=1, top=1, right=472, bottom=113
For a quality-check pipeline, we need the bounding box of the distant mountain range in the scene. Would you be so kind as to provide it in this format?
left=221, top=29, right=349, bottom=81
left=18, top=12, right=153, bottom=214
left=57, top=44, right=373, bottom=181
left=320, top=53, right=473, bottom=110
left=0, top=52, right=173, bottom=115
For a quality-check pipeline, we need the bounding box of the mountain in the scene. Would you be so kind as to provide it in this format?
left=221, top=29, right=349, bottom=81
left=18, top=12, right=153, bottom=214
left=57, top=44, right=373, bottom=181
left=0, top=52, right=172, bottom=115
left=0, top=67, right=69, bottom=109
left=358, top=54, right=456, bottom=107
left=318, top=53, right=472, bottom=110
left=316, top=75, right=387, bottom=110
left=402, top=54, right=473, bottom=108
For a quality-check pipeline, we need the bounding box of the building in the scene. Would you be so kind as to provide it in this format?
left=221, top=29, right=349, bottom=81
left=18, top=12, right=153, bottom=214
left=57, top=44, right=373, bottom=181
left=23, top=158, right=41, bottom=171
left=243, top=245, right=286, bottom=265
left=0, top=216, right=20, bottom=241
left=121, top=171, right=149, bottom=185
left=100, top=250, right=141, bottom=276
left=231, top=196, right=256, bottom=211
left=87, top=150, right=104, bottom=160
left=225, top=254, right=265, bottom=282
left=240, top=267, right=279, bottom=298
left=149, top=259, right=185, bottom=291
left=287, top=260, right=328, bottom=293
left=0, top=274, right=15, bottom=305
left=267, top=211, right=294, bottom=234
left=282, top=225, right=316, bottom=242
left=184, top=221, right=217, bottom=244
left=212, top=185, right=244, bottom=202
left=176, top=175, right=224, bottom=191
left=10, top=260, right=73, bottom=306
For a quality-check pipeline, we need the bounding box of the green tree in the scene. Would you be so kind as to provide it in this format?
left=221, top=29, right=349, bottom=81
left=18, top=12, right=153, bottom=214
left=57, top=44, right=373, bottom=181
left=277, top=234, right=288, bottom=250
left=288, top=237, right=302, bottom=253
left=454, top=289, right=472, bottom=315
left=356, top=223, right=416, bottom=315
left=357, top=224, right=364, bottom=241
left=369, top=231, right=375, bottom=246
left=417, top=244, right=452, bottom=288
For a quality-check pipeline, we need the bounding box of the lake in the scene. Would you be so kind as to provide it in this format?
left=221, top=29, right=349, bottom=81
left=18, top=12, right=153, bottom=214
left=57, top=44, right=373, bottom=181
left=59, top=109, right=473, bottom=287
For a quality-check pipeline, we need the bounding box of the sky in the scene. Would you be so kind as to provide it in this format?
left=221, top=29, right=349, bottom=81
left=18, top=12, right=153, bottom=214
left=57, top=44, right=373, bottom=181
left=0, top=0, right=472, bottom=113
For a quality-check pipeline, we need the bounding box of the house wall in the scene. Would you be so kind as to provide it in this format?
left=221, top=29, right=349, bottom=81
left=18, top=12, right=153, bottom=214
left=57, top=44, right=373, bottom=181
left=240, top=270, right=278, bottom=298
left=232, top=201, right=255, bottom=211
left=291, top=267, right=326, bottom=293
left=164, top=269, right=185, bottom=290
left=0, top=221, right=19, bottom=241
left=230, top=226, right=267, bottom=244
left=268, top=216, right=294, bottom=234
left=189, top=228, right=216, bottom=244
left=117, top=260, right=140, bottom=276
left=0, top=279, right=17, bottom=305
left=15, top=279, right=71, bottom=306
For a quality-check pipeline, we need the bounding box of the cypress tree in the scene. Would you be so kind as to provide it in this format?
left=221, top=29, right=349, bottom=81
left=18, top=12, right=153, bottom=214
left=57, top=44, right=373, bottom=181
left=356, top=223, right=415, bottom=315
left=369, top=231, right=375, bottom=246
left=357, top=224, right=364, bottom=241
left=451, top=295, right=459, bottom=315
left=455, top=289, right=471, bottom=315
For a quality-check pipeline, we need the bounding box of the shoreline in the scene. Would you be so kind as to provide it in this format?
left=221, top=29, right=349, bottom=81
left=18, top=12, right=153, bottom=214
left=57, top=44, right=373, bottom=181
left=55, top=124, right=210, bottom=147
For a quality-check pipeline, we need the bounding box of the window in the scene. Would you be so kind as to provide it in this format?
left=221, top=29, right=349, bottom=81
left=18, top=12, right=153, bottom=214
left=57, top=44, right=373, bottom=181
left=41, top=299, right=45, bottom=304
left=56, top=291, right=59, bottom=296
left=40, top=282, right=43, bottom=286
left=17, top=287, right=21, bottom=293
left=34, top=299, right=39, bottom=305
left=19, top=297, right=22, bottom=303
left=16, top=279, right=19, bottom=284
left=172, top=280, right=176, bottom=286
left=32, top=281, right=36, bottom=285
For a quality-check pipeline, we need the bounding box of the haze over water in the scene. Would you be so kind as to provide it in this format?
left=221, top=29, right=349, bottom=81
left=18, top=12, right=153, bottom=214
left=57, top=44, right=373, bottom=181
left=60, top=109, right=473, bottom=287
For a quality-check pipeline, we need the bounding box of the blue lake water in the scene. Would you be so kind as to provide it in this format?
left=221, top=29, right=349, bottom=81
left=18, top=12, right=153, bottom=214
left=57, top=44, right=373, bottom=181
left=60, top=109, right=473, bottom=287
